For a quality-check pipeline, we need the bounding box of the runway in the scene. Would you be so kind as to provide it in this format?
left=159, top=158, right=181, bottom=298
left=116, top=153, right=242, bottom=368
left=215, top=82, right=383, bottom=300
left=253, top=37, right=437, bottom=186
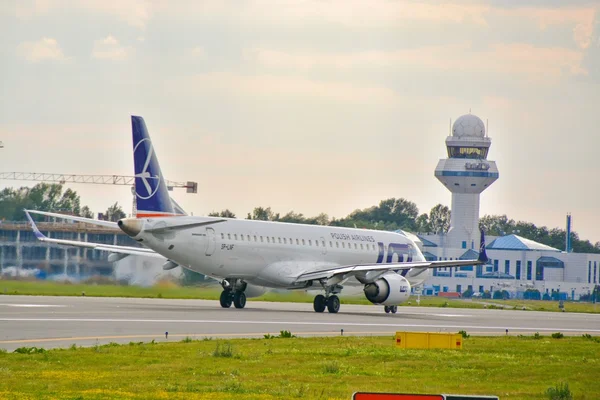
left=1, top=295, right=599, bottom=351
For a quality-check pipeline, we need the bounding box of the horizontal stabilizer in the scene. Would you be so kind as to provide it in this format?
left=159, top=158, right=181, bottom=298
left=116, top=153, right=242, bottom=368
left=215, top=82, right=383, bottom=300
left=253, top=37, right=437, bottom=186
left=25, top=209, right=118, bottom=229
left=24, top=211, right=163, bottom=259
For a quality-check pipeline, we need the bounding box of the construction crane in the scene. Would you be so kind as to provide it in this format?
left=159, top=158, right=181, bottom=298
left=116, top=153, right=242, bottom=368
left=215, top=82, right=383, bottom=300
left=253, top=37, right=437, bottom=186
left=0, top=172, right=198, bottom=216
left=0, top=172, right=197, bottom=193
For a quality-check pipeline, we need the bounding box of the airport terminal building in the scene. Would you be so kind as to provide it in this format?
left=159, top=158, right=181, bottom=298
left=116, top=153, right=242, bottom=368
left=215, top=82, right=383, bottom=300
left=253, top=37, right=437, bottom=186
left=0, top=221, right=179, bottom=286
left=413, top=114, right=600, bottom=300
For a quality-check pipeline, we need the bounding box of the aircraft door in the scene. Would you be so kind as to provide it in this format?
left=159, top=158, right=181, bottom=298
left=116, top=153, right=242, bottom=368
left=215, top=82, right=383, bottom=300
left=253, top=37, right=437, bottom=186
left=205, top=227, right=216, bottom=256
left=320, top=236, right=327, bottom=255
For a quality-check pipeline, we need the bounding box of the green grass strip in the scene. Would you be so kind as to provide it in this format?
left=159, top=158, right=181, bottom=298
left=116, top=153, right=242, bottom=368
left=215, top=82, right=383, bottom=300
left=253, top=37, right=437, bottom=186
left=0, top=335, right=598, bottom=399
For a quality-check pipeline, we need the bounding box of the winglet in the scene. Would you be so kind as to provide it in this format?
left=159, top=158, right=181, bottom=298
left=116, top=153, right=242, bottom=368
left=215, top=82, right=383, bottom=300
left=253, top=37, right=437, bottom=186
left=478, top=229, right=488, bottom=263
left=24, top=210, right=47, bottom=241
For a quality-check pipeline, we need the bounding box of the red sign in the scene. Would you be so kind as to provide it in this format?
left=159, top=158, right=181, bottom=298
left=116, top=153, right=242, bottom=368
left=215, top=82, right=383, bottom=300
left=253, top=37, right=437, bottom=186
left=354, top=394, right=444, bottom=400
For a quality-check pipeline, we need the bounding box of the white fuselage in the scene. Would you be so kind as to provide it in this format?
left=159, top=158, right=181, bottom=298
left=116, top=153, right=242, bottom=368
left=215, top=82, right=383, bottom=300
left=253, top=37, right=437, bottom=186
left=133, top=217, right=430, bottom=290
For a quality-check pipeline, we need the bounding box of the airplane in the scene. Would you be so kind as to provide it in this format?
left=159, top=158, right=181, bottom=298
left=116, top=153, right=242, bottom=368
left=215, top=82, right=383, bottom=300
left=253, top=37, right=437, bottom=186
left=26, top=115, right=488, bottom=314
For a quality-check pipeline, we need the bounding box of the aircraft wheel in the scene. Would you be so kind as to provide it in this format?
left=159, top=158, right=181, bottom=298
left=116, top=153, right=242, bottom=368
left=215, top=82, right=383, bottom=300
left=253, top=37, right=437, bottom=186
left=327, top=295, right=340, bottom=314
left=313, top=294, right=326, bottom=313
left=219, top=290, right=233, bottom=308
left=384, top=306, right=391, bottom=314
left=233, top=291, right=247, bottom=309
left=390, top=305, right=398, bottom=314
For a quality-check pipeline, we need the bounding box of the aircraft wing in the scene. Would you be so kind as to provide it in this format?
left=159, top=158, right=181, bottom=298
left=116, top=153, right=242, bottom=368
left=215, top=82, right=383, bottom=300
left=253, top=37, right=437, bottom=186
left=296, top=230, right=488, bottom=283
left=25, top=209, right=118, bottom=229
left=24, top=211, right=163, bottom=259
left=295, top=258, right=483, bottom=282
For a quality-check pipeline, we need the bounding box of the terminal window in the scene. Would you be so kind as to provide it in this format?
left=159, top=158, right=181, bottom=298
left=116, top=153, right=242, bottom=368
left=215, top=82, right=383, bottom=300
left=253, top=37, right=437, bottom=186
left=462, top=241, right=467, bottom=249
left=527, top=261, right=532, bottom=280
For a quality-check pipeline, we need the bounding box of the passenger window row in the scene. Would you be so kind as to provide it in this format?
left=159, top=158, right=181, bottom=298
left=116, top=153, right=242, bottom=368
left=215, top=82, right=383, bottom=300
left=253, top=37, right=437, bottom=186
left=219, top=232, right=377, bottom=251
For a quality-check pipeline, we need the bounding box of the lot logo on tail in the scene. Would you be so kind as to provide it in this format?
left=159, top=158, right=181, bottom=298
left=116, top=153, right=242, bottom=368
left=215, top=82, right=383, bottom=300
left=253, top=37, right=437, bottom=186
left=134, top=138, right=161, bottom=200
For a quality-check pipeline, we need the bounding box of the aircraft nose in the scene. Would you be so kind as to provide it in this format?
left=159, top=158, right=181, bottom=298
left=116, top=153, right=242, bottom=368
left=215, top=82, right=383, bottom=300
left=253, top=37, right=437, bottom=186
left=118, top=218, right=143, bottom=237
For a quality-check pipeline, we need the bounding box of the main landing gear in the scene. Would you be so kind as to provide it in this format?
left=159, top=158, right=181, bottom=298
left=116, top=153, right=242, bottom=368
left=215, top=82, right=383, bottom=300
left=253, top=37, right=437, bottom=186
left=313, top=294, right=340, bottom=313
left=219, top=279, right=247, bottom=309
left=313, top=283, right=344, bottom=314
left=384, top=305, right=398, bottom=314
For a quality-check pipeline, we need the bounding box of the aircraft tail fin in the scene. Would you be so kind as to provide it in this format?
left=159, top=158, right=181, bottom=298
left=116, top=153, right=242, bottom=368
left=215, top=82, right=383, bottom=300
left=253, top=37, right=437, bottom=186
left=131, top=116, right=175, bottom=218
left=478, top=229, right=488, bottom=263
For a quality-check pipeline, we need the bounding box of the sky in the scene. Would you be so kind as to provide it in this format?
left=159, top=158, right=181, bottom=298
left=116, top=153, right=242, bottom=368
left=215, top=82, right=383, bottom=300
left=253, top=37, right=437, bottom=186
left=1, top=0, right=599, bottom=242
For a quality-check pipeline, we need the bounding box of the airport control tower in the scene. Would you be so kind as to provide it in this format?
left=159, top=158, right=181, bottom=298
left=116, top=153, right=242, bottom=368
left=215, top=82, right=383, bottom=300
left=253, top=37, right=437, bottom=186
left=434, top=114, right=499, bottom=249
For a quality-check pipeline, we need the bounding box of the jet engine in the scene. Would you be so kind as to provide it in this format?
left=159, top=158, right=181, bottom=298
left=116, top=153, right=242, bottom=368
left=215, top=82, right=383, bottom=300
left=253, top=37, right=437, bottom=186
left=363, top=273, right=411, bottom=306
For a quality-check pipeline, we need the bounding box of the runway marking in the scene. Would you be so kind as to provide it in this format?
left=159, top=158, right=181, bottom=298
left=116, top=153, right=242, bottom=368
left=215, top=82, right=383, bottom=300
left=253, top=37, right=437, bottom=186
left=1, top=317, right=599, bottom=333
left=0, top=304, right=66, bottom=308
left=401, top=313, right=469, bottom=318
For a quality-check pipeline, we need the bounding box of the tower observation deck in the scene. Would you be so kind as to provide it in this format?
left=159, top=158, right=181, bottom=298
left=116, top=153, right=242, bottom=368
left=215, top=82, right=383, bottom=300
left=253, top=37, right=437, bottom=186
left=434, top=114, right=499, bottom=249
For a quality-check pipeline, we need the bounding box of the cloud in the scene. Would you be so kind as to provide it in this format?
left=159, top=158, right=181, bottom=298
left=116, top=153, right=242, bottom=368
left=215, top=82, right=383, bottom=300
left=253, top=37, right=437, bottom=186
left=482, top=95, right=514, bottom=111
left=572, top=17, right=596, bottom=49
left=13, top=0, right=150, bottom=29
left=496, top=6, right=597, bottom=49
left=239, top=0, right=491, bottom=26
left=8, top=1, right=491, bottom=28
left=17, top=37, right=66, bottom=63
left=189, top=46, right=205, bottom=58
left=247, top=43, right=587, bottom=81
left=91, top=35, right=129, bottom=60
left=9, top=1, right=597, bottom=44
left=172, top=71, right=403, bottom=106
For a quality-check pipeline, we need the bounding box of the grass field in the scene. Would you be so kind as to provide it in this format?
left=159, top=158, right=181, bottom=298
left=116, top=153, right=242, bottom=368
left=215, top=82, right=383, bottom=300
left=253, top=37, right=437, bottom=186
left=0, top=335, right=598, bottom=400
left=1, top=279, right=599, bottom=313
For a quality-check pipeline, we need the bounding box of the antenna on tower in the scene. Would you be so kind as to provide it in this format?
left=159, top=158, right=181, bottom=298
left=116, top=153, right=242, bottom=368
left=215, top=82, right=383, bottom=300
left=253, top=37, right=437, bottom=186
left=449, top=118, right=452, bottom=136
left=469, top=108, right=471, bottom=114
left=486, top=119, right=489, bottom=137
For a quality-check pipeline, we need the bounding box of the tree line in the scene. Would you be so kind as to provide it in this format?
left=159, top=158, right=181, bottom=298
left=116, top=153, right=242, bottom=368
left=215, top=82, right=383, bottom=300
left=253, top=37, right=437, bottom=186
left=210, top=199, right=452, bottom=234
left=0, top=183, right=126, bottom=222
